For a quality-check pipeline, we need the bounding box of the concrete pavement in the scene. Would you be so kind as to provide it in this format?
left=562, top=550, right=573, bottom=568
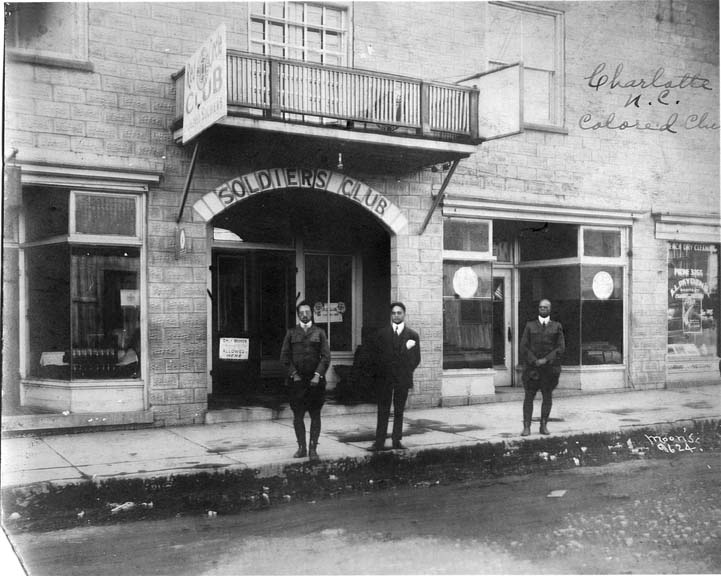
left=1, top=384, right=719, bottom=490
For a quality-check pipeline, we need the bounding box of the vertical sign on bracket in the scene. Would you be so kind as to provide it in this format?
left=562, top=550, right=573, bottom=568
left=183, top=24, right=227, bottom=144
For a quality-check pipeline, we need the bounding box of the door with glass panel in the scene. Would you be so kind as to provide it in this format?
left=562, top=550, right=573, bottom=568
left=304, top=253, right=353, bottom=356
left=492, top=269, right=514, bottom=386
left=212, top=251, right=295, bottom=396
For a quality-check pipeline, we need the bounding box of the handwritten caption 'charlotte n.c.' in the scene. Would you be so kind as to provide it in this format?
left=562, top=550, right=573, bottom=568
left=580, top=63, right=719, bottom=133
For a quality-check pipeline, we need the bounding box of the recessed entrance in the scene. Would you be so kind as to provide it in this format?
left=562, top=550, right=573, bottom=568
left=208, top=187, right=391, bottom=409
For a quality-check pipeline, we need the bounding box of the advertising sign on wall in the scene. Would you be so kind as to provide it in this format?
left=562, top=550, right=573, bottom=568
left=183, top=24, right=227, bottom=143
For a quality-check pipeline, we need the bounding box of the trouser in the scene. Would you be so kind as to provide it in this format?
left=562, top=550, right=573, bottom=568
left=375, top=382, right=409, bottom=446
left=289, top=378, right=325, bottom=445
left=522, top=371, right=559, bottom=423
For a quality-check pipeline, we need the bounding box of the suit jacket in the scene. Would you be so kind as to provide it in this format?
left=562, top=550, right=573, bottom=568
left=372, top=324, right=421, bottom=389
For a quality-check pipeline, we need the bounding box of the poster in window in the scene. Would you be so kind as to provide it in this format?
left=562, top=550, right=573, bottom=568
left=314, top=302, right=344, bottom=323
left=667, top=243, right=719, bottom=358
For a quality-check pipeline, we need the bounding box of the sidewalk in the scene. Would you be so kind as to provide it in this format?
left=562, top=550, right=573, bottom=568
left=2, top=385, right=719, bottom=490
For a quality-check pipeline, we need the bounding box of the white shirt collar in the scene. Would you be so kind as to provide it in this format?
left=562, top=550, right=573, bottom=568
left=538, top=316, right=550, bottom=325
left=299, top=321, right=313, bottom=330
left=393, top=322, right=405, bottom=334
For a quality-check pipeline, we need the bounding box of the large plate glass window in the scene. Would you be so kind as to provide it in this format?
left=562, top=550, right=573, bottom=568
left=518, top=224, right=625, bottom=366
left=667, top=243, right=719, bottom=359
left=443, top=218, right=494, bottom=369
left=487, top=2, right=564, bottom=129
left=24, top=188, right=142, bottom=381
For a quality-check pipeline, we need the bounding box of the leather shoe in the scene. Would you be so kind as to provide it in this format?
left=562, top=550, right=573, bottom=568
left=367, top=444, right=385, bottom=452
left=392, top=441, right=406, bottom=450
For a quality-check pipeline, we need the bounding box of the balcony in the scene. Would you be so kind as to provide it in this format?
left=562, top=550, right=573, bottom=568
left=172, top=50, right=480, bottom=172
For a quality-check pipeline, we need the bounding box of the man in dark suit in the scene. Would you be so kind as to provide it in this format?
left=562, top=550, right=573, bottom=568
left=519, top=298, right=565, bottom=436
left=368, top=301, right=421, bottom=451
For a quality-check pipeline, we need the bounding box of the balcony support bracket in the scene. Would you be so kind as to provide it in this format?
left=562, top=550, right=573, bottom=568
left=177, top=140, right=201, bottom=225
left=418, top=158, right=460, bottom=235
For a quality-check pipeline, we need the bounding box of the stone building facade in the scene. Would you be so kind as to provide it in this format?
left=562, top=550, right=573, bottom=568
left=3, top=1, right=719, bottom=431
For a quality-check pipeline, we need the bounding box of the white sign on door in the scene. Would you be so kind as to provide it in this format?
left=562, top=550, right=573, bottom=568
left=219, top=337, right=249, bottom=360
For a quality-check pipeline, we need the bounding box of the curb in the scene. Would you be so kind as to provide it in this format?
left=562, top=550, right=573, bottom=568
left=2, top=418, right=718, bottom=534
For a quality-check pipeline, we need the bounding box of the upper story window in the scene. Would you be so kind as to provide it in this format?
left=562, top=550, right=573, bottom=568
left=249, top=1, right=348, bottom=65
left=5, top=2, right=89, bottom=67
left=487, top=1, right=564, bottom=129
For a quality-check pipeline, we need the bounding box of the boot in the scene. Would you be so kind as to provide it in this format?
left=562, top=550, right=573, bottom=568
left=308, top=441, right=320, bottom=462
left=521, top=422, right=531, bottom=436
left=293, top=443, right=307, bottom=458
left=539, top=419, right=550, bottom=435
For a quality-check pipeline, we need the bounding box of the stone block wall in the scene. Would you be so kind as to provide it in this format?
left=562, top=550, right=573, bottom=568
left=3, top=1, right=718, bottom=423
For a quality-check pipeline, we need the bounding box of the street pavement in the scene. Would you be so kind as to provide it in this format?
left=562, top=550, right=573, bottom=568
left=1, top=384, right=719, bottom=490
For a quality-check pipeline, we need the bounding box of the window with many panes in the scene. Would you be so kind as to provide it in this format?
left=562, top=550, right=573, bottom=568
left=23, top=188, right=143, bottom=381
left=5, top=2, right=89, bottom=65
left=249, top=1, right=348, bottom=65
left=487, top=1, right=564, bottom=128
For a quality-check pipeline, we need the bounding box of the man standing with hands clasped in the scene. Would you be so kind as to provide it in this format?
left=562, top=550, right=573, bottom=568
left=368, top=301, right=421, bottom=452
left=280, top=301, right=330, bottom=462
left=519, top=298, right=565, bottom=437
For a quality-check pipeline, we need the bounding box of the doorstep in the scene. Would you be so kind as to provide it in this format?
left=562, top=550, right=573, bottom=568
left=205, top=400, right=378, bottom=424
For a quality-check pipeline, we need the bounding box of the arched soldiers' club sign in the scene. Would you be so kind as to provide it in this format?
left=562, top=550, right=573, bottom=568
left=193, top=168, right=408, bottom=234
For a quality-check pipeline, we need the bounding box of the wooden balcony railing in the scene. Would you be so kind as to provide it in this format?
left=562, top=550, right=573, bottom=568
left=174, top=50, right=479, bottom=141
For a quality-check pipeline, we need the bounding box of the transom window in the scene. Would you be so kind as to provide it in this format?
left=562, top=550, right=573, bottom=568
left=487, top=1, right=564, bottom=128
left=249, top=1, right=348, bottom=65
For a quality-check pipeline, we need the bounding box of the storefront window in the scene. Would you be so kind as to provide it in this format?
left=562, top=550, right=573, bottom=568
left=519, top=265, right=624, bottom=366
left=667, top=243, right=719, bottom=358
left=581, top=266, right=624, bottom=364
left=519, top=266, right=581, bottom=365
left=306, top=254, right=353, bottom=352
left=443, top=261, right=493, bottom=369
left=24, top=189, right=143, bottom=381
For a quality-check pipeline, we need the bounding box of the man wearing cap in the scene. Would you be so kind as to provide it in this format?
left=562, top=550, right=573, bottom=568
left=519, top=298, right=565, bottom=436
left=368, top=301, right=421, bottom=451
left=280, top=301, right=330, bottom=462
